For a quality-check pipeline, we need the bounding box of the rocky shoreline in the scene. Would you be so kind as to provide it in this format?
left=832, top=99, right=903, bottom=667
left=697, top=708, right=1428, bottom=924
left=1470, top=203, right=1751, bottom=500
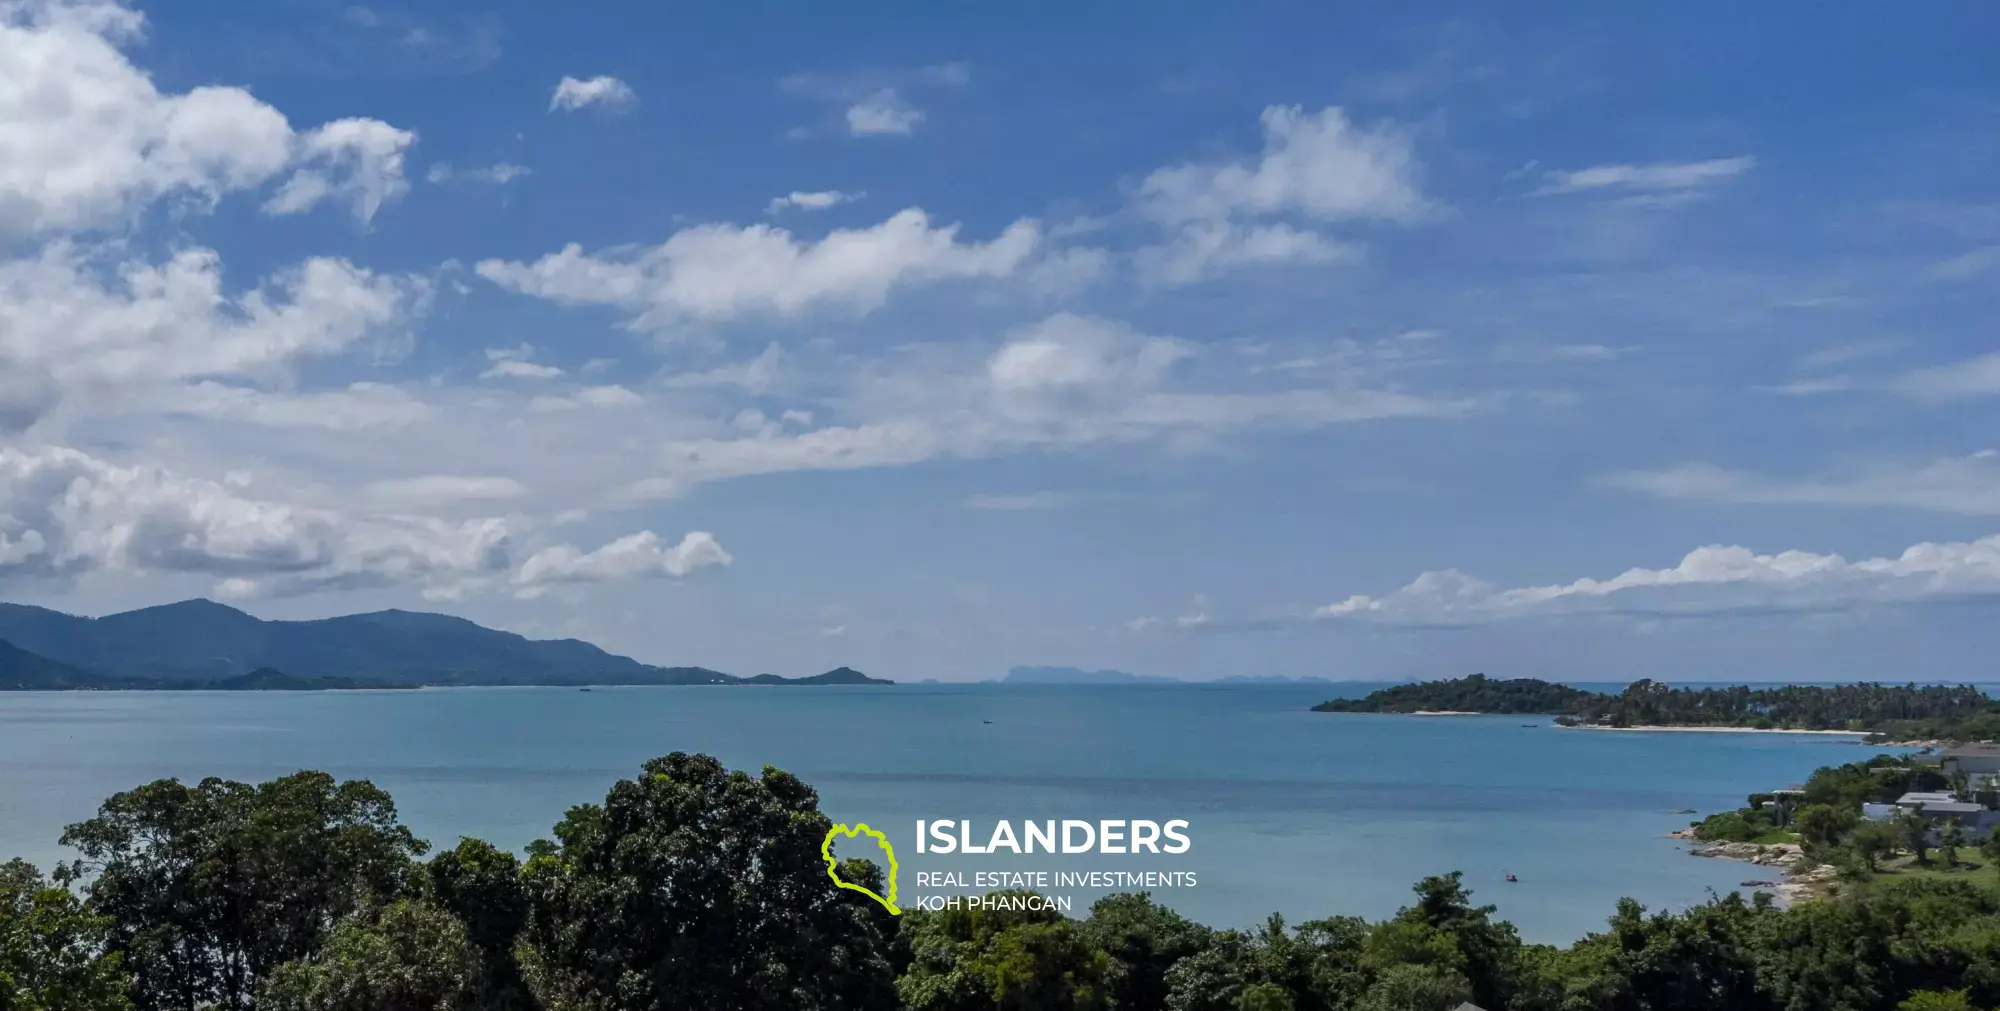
left=1670, top=831, right=1837, bottom=906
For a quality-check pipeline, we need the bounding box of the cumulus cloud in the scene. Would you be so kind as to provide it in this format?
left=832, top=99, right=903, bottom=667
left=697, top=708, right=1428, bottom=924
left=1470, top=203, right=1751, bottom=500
left=1314, top=532, right=2000, bottom=624
left=846, top=91, right=921, bottom=135
left=767, top=189, right=862, bottom=213
left=512, top=530, right=731, bottom=598
left=1133, top=106, right=1426, bottom=284
left=479, top=345, right=563, bottom=380
left=1533, top=156, right=1756, bottom=197
left=986, top=313, right=1193, bottom=398
left=0, top=1, right=415, bottom=234
left=1139, top=106, right=1429, bottom=226
left=781, top=63, right=967, bottom=139
left=1602, top=451, right=2000, bottom=516
left=475, top=208, right=1042, bottom=330
left=0, top=244, right=422, bottom=426
left=549, top=75, right=635, bottom=113
left=0, top=445, right=510, bottom=596
left=261, top=118, right=415, bottom=223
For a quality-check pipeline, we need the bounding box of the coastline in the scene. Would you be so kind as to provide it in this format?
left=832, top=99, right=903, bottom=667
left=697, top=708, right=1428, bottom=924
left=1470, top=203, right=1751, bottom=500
left=1408, top=710, right=1484, bottom=716
left=1560, top=724, right=1867, bottom=736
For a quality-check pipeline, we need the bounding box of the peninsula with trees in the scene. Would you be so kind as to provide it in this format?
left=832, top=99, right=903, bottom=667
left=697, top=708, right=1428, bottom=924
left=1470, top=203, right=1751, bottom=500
left=1315, top=674, right=1999, bottom=741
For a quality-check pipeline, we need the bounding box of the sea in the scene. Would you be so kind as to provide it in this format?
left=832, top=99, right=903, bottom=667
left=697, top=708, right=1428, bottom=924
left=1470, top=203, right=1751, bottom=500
left=0, top=683, right=1912, bottom=943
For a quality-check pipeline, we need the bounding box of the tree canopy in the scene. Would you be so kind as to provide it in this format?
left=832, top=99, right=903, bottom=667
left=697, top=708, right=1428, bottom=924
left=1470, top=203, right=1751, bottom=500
left=9, top=752, right=2000, bottom=1011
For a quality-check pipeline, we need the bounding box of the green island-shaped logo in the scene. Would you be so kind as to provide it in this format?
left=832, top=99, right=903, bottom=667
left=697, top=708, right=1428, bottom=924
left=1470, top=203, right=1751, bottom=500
left=822, top=823, right=901, bottom=915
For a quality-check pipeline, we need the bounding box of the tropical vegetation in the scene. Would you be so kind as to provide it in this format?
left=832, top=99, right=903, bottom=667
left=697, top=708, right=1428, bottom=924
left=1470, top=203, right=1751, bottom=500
left=1319, top=675, right=2000, bottom=740
left=5, top=753, right=2000, bottom=1010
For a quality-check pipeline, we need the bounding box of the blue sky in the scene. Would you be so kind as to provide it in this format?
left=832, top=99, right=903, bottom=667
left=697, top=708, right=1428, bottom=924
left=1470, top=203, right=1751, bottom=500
left=2, top=0, right=1997, bottom=681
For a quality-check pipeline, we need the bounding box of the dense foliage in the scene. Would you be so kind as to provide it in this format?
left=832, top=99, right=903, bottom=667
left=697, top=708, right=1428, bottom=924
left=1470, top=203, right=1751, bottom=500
left=1318, top=676, right=2000, bottom=739
left=11, top=753, right=2000, bottom=1010
left=1311, top=674, right=1598, bottom=714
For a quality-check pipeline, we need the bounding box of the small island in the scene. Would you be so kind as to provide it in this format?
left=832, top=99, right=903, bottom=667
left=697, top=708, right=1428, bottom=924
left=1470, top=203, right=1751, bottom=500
left=1316, top=674, right=1999, bottom=742
left=1312, top=673, right=1596, bottom=715
left=740, top=667, right=894, bottom=686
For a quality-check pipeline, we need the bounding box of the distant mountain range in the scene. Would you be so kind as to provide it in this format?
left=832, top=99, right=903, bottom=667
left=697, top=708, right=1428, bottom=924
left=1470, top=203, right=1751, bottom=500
left=1001, top=666, right=1335, bottom=685
left=0, top=599, right=890, bottom=689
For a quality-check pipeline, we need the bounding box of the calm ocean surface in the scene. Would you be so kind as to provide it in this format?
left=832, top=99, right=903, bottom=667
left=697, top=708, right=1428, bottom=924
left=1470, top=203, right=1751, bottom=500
left=0, top=684, right=1906, bottom=942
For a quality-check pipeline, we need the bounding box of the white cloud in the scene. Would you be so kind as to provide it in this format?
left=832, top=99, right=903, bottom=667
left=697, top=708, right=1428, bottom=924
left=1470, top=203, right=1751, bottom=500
left=475, top=208, right=1042, bottom=330
left=478, top=342, right=562, bottom=380
left=0, top=244, right=422, bottom=426
left=1602, top=452, right=2000, bottom=516
left=966, top=492, right=1068, bottom=510
left=1533, top=156, right=1756, bottom=197
left=167, top=382, right=435, bottom=431
left=1139, top=106, right=1429, bottom=226
left=427, top=162, right=530, bottom=186
left=512, top=530, right=730, bottom=598
left=767, top=189, right=862, bottom=213
left=1134, top=221, right=1355, bottom=286
left=549, top=75, right=635, bottom=113
left=0, top=445, right=510, bottom=595
left=363, top=475, right=527, bottom=506
left=482, top=360, right=564, bottom=380
left=986, top=313, right=1192, bottom=397
left=1132, top=106, right=1424, bottom=285
left=1892, top=352, right=2000, bottom=402
left=0, top=0, right=415, bottom=235
left=262, top=118, right=414, bottom=223
left=527, top=385, right=644, bottom=412
left=846, top=90, right=922, bottom=136
left=1314, top=530, right=2000, bottom=623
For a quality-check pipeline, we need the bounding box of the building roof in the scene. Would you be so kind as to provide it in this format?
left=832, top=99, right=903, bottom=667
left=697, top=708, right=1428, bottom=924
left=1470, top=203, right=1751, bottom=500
left=1900, top=791, right=1960, bottom=804
left=1944, top=745, right=2000, bottom=758
left=1901, top=800, right=1986, bottom=815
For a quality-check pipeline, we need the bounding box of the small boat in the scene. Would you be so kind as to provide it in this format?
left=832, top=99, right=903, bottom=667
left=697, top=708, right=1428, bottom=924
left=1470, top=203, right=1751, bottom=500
left=1520, top=724, right=1537, bottom=728
left=579, top=688, right=592, bottom=693
left=982, top=720, right=994, bottom=724
left=1504, top=873, right=1518, bottom=883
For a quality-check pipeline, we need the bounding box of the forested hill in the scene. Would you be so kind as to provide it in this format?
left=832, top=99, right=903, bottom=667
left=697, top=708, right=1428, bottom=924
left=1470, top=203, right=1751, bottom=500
left=1315, top=675, right=1999, bottom=736
left=1312, top=674, right=1597, bottom=714
left=0, top=599, right=885, bottom=688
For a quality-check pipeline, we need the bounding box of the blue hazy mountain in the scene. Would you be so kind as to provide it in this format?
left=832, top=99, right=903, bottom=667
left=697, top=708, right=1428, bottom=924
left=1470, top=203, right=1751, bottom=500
left=0, top=599, right=739, bottom=686
left=1004, top=665, right=1180, bottom=685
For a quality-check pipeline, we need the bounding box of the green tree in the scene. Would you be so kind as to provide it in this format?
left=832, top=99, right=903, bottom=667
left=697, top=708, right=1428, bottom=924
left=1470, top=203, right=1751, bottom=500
left=898, top=898, right=1114, bottom=1011
left=1388, top=873, right=1522, bottom=1011
left=1981, top=828, right=2000, bottom=879
left=425, top=840, right=533, bottom=1011
left=1852, top=820, right=1902, bottom=872
left=1794, top=803, right=1859, bottom=857
left=1232, top=982, right=1293, bottom=1011
left=1081, top=893, right=1213, bottom=1011
left=58, top=772, right=425, bottom=1011
left=257, top=901, right=475, bottom=1011
left=517, top=753, right=897, bottom=1011
left=0, top=860, right=132, bottom=1011
left=1898, top=808, right=1935, bottom=865
left=1899, top=989, right=1976, bottom=1011
left=1353, top=964, right=1470, bottom=1011
left=1942, top=820, right=1968, bottom=869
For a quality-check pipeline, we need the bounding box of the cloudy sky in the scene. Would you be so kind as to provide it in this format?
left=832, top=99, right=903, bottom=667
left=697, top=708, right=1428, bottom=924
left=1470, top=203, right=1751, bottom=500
left=2, top=0, right=1997, bottom=681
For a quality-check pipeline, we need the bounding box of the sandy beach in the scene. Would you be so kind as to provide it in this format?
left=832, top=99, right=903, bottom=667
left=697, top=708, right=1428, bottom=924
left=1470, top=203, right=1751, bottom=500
left=1408, top=710, right=1484, bottom=716
left=1562, top=724, right=1866, bottom=736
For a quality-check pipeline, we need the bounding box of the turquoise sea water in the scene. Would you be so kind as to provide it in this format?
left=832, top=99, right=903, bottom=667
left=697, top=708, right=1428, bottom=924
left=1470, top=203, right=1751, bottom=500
left=0, top=684, right=1903, bottom=942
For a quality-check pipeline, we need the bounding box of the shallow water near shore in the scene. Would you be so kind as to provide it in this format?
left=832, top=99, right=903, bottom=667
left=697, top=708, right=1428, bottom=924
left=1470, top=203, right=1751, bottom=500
left=0, top=684, right=1909, bottom=942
